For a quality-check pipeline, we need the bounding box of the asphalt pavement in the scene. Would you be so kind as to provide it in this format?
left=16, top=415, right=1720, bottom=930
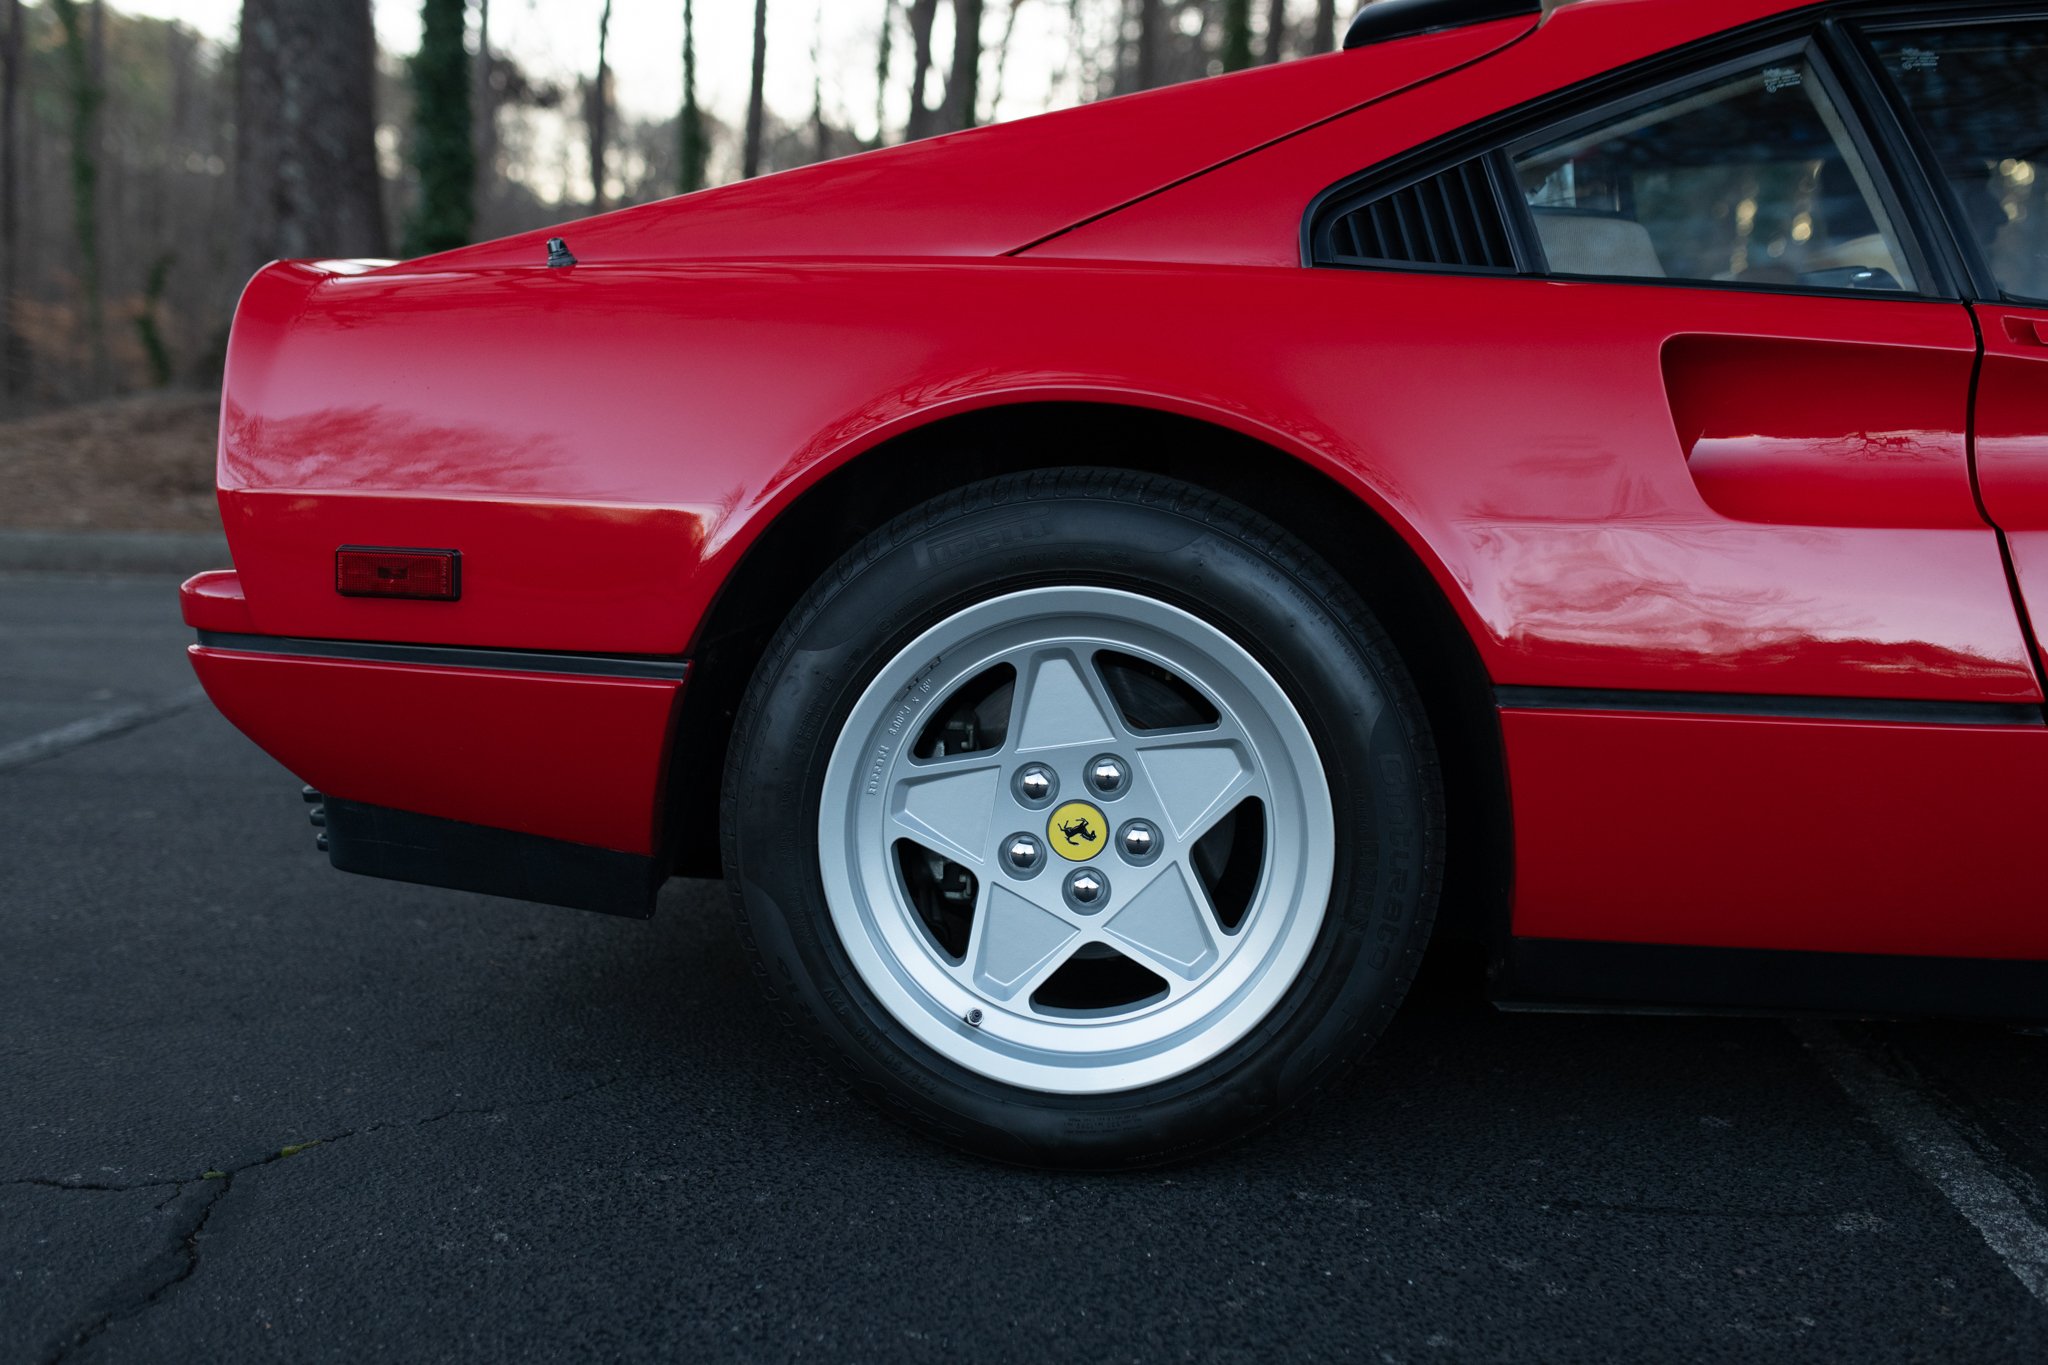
left=6, top=574, right=2048, bottom=1363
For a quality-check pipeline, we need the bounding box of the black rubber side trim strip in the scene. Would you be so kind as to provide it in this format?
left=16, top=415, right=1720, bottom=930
left=1494, top=685, right=2044, bottom=727
left=196, top=630, right=690, bottom=682
left=1496, top=937, right=2048, bottom=1023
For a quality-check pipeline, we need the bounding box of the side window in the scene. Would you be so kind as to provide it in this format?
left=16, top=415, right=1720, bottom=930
left=1510, top=55, right=1919, bottom=293
left=1867, top=22, right=2048, bottom=303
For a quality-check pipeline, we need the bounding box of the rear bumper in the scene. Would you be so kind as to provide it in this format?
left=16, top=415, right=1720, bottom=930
left=182, top=571, right=687, bottom=906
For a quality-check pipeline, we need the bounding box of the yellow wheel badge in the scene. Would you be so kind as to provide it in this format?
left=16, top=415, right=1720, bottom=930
left=1048, top=800, right=1108, bottom=862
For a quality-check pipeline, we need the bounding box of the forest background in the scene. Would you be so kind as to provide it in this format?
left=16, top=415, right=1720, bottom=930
left=0, top=0, right=1348, bottom=420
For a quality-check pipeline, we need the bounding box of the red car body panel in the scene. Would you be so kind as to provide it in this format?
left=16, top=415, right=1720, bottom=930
left=180, top=568, right=256, bottom=633
left=1507, top=709, right=2048, bottom=957
left=188, top=645, right=680, bottom=854
left=186, top=0, right=2048, bottom=986
left=212, top=262, right=2037, bottom=697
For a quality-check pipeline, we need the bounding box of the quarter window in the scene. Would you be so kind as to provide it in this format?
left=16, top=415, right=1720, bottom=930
left=1868, top=22, right=2048, bottom=303
left=1510, top=56, right=1918, bottom=293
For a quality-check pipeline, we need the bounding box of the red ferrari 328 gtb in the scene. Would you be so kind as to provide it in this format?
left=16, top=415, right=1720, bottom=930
left=182, top=0, right=2048, bottom=1164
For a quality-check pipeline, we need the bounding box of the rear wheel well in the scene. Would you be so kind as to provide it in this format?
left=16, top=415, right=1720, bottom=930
left=665, top=402, right=1509, bottom=953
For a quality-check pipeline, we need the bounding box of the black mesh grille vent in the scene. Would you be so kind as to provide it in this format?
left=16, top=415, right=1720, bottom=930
left=1318, top=159, right=1515, bottom=271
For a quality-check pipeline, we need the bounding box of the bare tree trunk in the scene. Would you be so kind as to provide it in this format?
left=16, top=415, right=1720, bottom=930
left=1135, top=0, right=1164, bottom=91
left=875, top=0, right=894, bottom=146
left=235, top=0, right=387, bottom=272
left=905, top=0, right=939, bottom=140
left=989, top=0, right=1024, bottom=119
left=945, top=0, right=984, bottom=131
left=1312, top=0, right=1335, bottom=53
left=1222, top=0, right=1253, bottom=71
left=587, top=0, right=612, bottom=211
left=680, top=0, right=709, bottom=191
left=743, top=0, right=769, bottom=177
left=810, top=3, right=827, bottom=161
left=1263, top=0, right=1286, bottom=63
left=51, top=0, right=109, bottom=392
left=88, top=0, right=107, bottom=389
left=1109, top=0, right=1127, bottom=95
left=0, top=0, right=26, bottom=405
left=475, top=0, right=497, bottom=209
left=406, top=0, right=475, bottom=256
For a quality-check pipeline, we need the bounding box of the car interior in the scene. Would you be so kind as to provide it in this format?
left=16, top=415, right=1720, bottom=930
left=1870, top=22, right=2048, bottom=303
left=1512, top=57, right=1916, bottom=292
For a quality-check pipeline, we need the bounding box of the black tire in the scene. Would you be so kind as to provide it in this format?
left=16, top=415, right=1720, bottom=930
left=721, top=470, right=1444, bottom=1167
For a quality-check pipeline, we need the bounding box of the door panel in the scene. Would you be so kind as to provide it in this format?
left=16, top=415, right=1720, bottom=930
left=1370, top=279, right=2040, bottom=704
left=1472, top=283, right=2044, bottom=954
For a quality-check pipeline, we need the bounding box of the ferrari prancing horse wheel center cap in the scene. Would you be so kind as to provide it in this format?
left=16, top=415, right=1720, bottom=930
left=1047, top=800, right=1107, bottom=861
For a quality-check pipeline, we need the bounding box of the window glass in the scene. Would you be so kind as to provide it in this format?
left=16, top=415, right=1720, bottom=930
left=1512, top=57, right=1917, bottom=292
left=1869, top=23, right=2048, bottom=303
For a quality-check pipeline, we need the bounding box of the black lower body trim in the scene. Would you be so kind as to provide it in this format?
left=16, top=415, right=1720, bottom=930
left=1498, top=937, right=2048, bottom=1022
left=1494, top=685, right=2043, bottom=727
left=197, top=630, right=690, bottom=682
left=324, top=797, right=665, bottom=918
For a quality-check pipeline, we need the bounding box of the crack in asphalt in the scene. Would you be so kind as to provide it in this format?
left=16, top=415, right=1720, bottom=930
left=1541, top=1199, right=1876, bottom=1220
left=41, top=1178, right=234, bottom=1365
left=0, top=686, right=207, bottom=776
left=7, top=1177, right=180, bottom=1195
left=10, top=1076, right=622, bottom=1195
left=25, top=1076, right=621, bottom=1363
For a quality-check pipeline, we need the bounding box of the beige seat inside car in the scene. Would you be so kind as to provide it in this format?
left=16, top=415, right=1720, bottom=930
left=1533, top=211, right=1668, bottom=278
left=1993, top=219, right=2047, bottom=301
left=1801, top=232, right=1904, bottom=276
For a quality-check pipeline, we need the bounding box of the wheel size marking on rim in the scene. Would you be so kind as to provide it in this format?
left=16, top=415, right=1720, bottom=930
left=818, top=587, right=1336, bottom=1096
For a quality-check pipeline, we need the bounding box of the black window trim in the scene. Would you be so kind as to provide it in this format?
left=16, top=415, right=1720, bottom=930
left=1302, top=4, right=1971, bottom=306
left=1841, top=5, right=2048, bottom=307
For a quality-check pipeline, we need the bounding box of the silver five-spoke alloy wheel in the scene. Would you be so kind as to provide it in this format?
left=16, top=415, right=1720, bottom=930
left=819, top=586, right=1335, bottom=1094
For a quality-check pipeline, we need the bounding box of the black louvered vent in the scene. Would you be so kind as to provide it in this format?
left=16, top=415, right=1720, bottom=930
left=1317, top=159, right=1515, bottom=272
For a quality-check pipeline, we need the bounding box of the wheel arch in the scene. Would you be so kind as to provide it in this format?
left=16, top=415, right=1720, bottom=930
left=667, top=400, right=1510, bottom=954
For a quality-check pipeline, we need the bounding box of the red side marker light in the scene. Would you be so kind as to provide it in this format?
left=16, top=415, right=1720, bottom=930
left=334, top=547, right=461, bottom=601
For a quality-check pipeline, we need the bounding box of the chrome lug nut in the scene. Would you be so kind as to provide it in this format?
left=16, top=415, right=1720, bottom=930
left=1002, top=833, right=1045, bottom=878
left=1013, top=763, right=1057, bottom=807
left=1117, top=819, right=1160, bottom=865
left=1086, top=754, right=1129, bottom=799
left=1063, top=867, right=1110, bottom=913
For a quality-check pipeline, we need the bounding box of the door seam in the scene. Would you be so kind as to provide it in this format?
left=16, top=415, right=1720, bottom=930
left=1963, top=305, right=2048, bottom=705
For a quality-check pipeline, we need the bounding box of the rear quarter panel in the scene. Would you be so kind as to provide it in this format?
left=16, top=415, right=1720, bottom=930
left=217, top=258, right=2038, bottom=703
